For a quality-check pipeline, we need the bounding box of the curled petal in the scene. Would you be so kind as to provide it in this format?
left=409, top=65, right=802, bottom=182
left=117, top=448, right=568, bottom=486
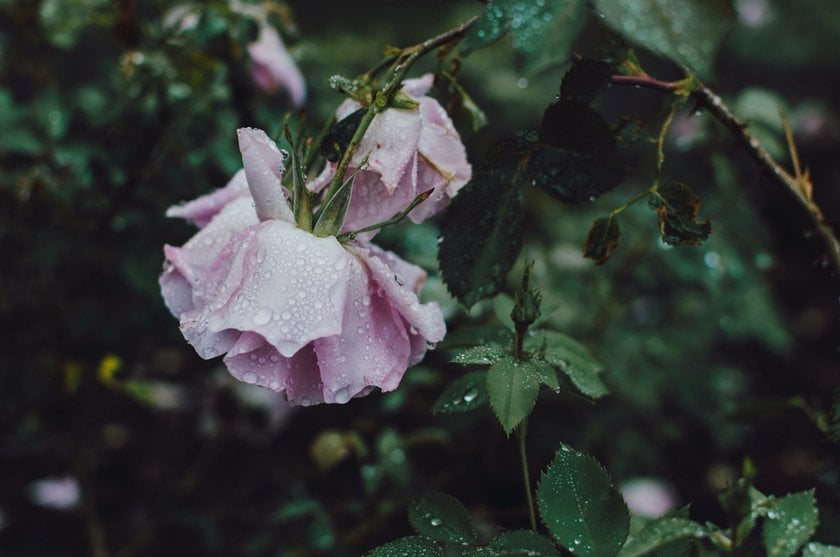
left=237, top=127, right=295, bottom=223
left=161, top=197, right=259, bottom=316
left=354, top=244, right=446, bottom=344
left=166, top=170, right=250, bottom=229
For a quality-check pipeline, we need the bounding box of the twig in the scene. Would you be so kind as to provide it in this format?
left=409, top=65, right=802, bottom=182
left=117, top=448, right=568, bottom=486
left=611, top=74, right=840, bottom=279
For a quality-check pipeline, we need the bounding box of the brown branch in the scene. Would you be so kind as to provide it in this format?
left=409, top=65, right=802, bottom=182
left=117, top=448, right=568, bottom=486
left=612, top=74, right=840, bottom=280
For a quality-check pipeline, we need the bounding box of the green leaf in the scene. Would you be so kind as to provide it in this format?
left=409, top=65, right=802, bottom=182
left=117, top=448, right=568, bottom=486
left=560, top=60, right=614, bottom=105
left=540, top=102, right=615, bottom=158
left=438, top=136, right=528, bottom=308
left=526, top=145, right=625, bottom=204
left=486, top=357, right=541, bottom=435
left=529, top=331, right=608, bottom=399
left=462, top=0, right=587, bottom=76
left=408, top=493, right=477, bottom=545
left=583, top=216, right=621, bottom=265
left=617, top=518, right=704, bottom=557
left=804, top=543, right=840, bottom=557
left=321, top=108, right=365, bottom=163
left=433, top=370, right=490, bottom=415
left=482, top=530, right=561, bottom=556
left=649, top=182, right=712, bottom=246
left=594, top=0, right=735, bottom=79
left=532, top=360, right=560, bottom=391
left=762, top=490, right=819, bottom=557
left=366, top=535, right=443, bottom=557
left=451, top=345, right=509, bottom=366
left=537, top=445, right=630, bottom=557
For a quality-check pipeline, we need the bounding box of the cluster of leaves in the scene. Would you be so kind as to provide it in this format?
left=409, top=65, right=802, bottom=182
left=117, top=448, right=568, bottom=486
left=438, top=59, right=625, bottom=307
left=370, top=455, right=837, bottom=557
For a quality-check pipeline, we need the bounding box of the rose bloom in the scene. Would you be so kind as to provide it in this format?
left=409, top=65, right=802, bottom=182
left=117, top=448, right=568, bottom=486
left=309, top=74, right=471, bottom=236
left=161, top=128, right=445, bottom=405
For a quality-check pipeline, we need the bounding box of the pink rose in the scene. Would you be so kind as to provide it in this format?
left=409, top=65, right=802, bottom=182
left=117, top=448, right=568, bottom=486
left=248, top=24, right=306, bottom=107
left=161, top=128, right=445, bottom=405
left=309, top=74, right=471, bottom=236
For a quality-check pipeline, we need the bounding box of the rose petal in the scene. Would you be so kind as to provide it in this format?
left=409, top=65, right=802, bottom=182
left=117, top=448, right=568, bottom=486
left=237, top=128, right=295, bottom=223
left=161, top=197, right=259, bottom=316
left=354, top=245, right=445, bottom=344
left=180, top=219, right=351, bottom=359
left=248, top=24, right=306, bottom=107
left=314, top=257, right=411, bottom=403
left=166, top=169, right=250, bottom=228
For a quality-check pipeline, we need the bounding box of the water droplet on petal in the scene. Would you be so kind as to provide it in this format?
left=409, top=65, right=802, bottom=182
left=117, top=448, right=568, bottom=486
left=253, top=308, right=272, bottom=325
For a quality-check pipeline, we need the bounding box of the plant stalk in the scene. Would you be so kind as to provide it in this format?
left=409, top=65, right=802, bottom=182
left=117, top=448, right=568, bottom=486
left=518, top=419, right=538, bottom=532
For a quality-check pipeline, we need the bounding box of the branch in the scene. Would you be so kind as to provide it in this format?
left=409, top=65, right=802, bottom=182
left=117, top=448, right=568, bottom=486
left=612, top=74, right=840, bottom=279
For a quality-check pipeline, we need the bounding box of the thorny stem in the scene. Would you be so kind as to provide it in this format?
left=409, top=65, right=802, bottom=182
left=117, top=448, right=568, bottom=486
left=320, top=16, right=478, bottom=206
left=611, top=73, right=840, bottom=279
left=518, top=419, right=538, bottom=532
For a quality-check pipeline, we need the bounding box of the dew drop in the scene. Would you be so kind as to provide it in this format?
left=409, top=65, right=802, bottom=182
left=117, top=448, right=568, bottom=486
left=430, top=517, right=442, bottom=527
left=253, top=308, right=272, bottom=325
left=463, top=389, right=478, bottom=403
left=243, top=371, right=257, bottom=384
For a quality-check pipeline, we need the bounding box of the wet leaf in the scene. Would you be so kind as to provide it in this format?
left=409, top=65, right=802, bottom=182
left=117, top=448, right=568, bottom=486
left=531, top=360, right=560, bottom=391
left=649, top=182, right=712, bottom=246
left=528, top=330, right=608, bottom=399
left=804, top=543, right=840, bottom=557
left=594, top=0, right=735, bottom=79
left=408, top=492, right=477, bottom=545
left=526, top=145, right=625, bottom=204
left=583, top=217, right=621, bottom=265
left=433, top=371, right=490, bottom=415
left=540, top=102, right=615, bottom=157
left=462, top=0, right=587, bottom=76
left=762, top=490, right=818, bottom=557
left=365, top=535, right=443, bottom=557
left=560, top=59, right=613, bottom=105
left=438, top=136, right=528, bottom=308
left=451, top=345, right=509, bottom=366
left=486, top=357, right=541, bottom=435
left=617, top=518, right=704, bottom=557
left=477, top=530, right=561, bottom=556
left=321, top=108, right=365, bottom=163
left=537, top=445, right=629, bottom=557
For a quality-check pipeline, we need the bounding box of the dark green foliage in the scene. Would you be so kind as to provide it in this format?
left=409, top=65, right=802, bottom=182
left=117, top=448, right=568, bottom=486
left=321, top=107, right=365, bottom=162
left=762, top=491, right=819, bottom=557
left=537, top=445, right=630, bottom=556
left=526, top=145, right=626, bottom=204
left=432, top=371, right=490, bottom=414
left=366, top=535, right=443, bottom=557
left=595, top=0, right=736, bottom=79
left=583, top=216, right=621, bottom=264
left=541, top=102, right=616, bottom=158
left=478, top=530, right=561, bottom=556
left=408, top=492, right=477, bottom=545
left=617, top=518, right=704, bottom=557
left=649, top=182, right=712, bottom=246
left=527, top=330, right=608, bottom=399
left=486, top=357, right=541, bottom=435
left=461, top=0, right=587, bottom=76
left=438, top=136, right=529, bottom=308
left=560, top=59, right=613, bottom=104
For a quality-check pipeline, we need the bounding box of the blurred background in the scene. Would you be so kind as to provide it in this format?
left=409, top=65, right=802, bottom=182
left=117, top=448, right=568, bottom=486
left=1, top=0, right=839, bottom=555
